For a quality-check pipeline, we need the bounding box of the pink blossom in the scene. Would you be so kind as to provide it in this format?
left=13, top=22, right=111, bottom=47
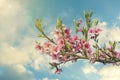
left=84, top=42, right=90, bottom=49
left=54, top=29, right=60, bottom=35
left=57, top=38, right=64, bottom=48
left=35, top=44, right=43, bottom=52
left=54, top=29, right=62, bottom=39
left=87, top=48, right=92, bottom=53
left=53, top=46, right=60, bottom=53
left=99, top=50, right=105, bottom=56
left=73, top=43, right=81, bottom=52
left=64, top=28, right=71, bottom=35
left=50, top=52, right=59, bottom=60
left=107, top=46, right=112, bottom=51
left=94, top=28, right=102, bottom=34
left=44, top=42, right=51, bottom=48
left=55, top=68, right=62, bottom=74
left=99, top=50, right=106, bottom=60
left=89, top=28, right=102, bottom=35
left=72, top=35, right=79, bottom=41
left=57, top=55, right=64, bottom=62
left=89, top=28, right=94, bottom=34
left=115, top=51, right=120, bottom=59
left=64, top=54, right=70, bottom=62
left=81, top=39, right=86, bottom=44
left=89, top=53, right=96, bottom=63
left=77, top=28, right=84, bottom=32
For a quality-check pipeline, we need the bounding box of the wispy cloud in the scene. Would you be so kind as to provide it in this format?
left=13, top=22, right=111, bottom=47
left=42, top=77, right=59, bottom=80
left=82, top=65, right=97, bottom=74
left=0, top=65, right=34, bottom=80
left=99, top=66, right=120, bottom=80
left=0, top=0, right=53, bottom=79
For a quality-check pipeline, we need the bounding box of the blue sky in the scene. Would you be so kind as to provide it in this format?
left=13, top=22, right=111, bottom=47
left=1, top=0, right=120, bottom=80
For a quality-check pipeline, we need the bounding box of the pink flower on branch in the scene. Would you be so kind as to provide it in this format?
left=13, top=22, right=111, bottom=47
left=55, top=68, right=62, bottom=74
left=35, top=44, right=44, bottom=52
left=35, top=11, right=120, bottom=74
left=89, top=28, right=102, bottom=35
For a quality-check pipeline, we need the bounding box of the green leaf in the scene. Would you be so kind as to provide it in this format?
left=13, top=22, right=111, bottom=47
left=35, top=19, right=43, bottom=32
left=109, top=41, right=113, bottom=47
left=84, top=29, right=88, bottom=40
left=56, top=18, right=62, bottom=29
left=94, top=20, right=99, bottom=26
left=113, top=41, right=116, bottom=50
left=96, top=48, right=99, bottom=57
left=38, top=34, right=45, bottom=38
left=74, top=19, right=80, bottom=34
left=93, top=45, right=96, bottom=48
left=89, top=11, right=93, bottom=17
left=84, top=11, right=89, bottom=19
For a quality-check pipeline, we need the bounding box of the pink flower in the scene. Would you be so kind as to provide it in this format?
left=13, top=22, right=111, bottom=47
left=54, top=29, right=62, bottom=39
left=54, top=29, right=59, bottom=35
left=55, top=68, right=62, bottom=74
left=81, top=39, right=86, bottom=44
left=58, top=55, right=64, bottom=62
left=99, top=50, right=106, bottom=60
left=73, top=43, right=81, bottom=53
left=64, top=54, right=70, bottom=62
left=35, top=44, right=43, bottom=52
left=99, top=50, right=105, bottom=56
left=72, top=35, right=79, bottom=41
left=53, top=46, right=60, bottom=53
left=89, top=53, right=96, bottom=63
left=50, top=52, right=59, bottom=60
left=58, top=38, right=64, bottom=45
left=115, top=51, right=120, bottom=59
left=89, top=28, right=94, bottom=34
left=84, top=42, right=90, bottom=49
left=107, top=46, right=112, bottom=51
left=94, top=28, right=102, bottom=34
left=44, top=42, right=51, bottom=48
left=87, top=48, right=92, bottom=53
left=89, top=28, right=102, bottom=35
left=64, top=28, right=71, bottom=35
left=77, top=28, right=84, bottom=32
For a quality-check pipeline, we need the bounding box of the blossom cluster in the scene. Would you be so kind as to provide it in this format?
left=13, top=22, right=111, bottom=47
left=35, top=11, right=120, bottom=74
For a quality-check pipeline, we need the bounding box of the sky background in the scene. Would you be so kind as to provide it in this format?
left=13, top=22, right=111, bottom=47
left=1, top=0, right=120, bottom=80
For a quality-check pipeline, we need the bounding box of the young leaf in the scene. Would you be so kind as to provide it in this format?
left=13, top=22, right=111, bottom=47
left=38, top=34, right=45, bottom=38
left=89, top=11, right=93, bottom=17
left=35, top=19, right=43, bottom=32
left=56, top=18, right=62, bottom=29
left=109, top=41, right=113, bottom=47
left=94, top=20, right=99, bottom=26
left=84, top=11, right=89, bottom=19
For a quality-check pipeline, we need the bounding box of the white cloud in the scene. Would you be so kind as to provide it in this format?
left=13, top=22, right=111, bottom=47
left=0, top=0, right=52, bottom=80
left=43, top=77, right=48, bottom=80
left=0, top=44, right=30, bottom=65
left=82, top=65, right=97, bottom=74
left=14, top=64, right=27, bottom=73
left=0, top=65, right=35, bottom=80
left=42, top=77, right=59, bottom=80
left=0, top=0, right=50, bottom=69
left=97, top=21, right=120, bottom=46
left=99, top=66, right=120, bottom=80
left=0, top=0, right=28, bottom=43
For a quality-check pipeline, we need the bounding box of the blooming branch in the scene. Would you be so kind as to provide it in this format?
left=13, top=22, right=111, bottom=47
left=35, top=11, right=120, bottom=74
